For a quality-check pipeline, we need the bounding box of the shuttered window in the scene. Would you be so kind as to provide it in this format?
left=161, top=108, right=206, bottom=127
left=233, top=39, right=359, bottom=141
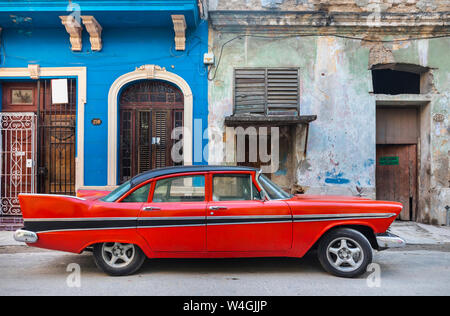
left=234, top=68, right=299, bottom=116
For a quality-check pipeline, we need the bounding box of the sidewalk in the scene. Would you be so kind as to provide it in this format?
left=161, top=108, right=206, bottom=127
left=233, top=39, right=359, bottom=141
left=0, top=231, right=22, bottom=246
left=389, top=221, right=450, bottom=245
left=1, top=221, right=449, bottom=247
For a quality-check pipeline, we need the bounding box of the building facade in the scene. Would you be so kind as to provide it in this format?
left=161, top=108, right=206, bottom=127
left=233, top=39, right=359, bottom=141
left=0, top=0, right=209, bottom=221
left=0, top=0, right=448, bottom=227
left=207, top=0, right=449, bottom=225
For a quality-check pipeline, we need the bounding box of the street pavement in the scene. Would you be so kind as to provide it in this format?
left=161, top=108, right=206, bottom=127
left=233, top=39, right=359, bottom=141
left=1, top=222, right=449, bottom=296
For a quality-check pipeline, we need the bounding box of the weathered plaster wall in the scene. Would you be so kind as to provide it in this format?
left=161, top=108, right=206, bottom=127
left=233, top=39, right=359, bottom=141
left=208, top=32, right=377, bottom=197
left=207, top=19, right=449, bottom=224
left=379, top=38, right=450, bottom=225
left=209, top=0, right=449, bottom=13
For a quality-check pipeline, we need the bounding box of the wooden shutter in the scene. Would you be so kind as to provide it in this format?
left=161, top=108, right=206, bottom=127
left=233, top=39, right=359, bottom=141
left=266, top=68, right=299, bottom=115
left=234, top=69, right=266, bottom=115
left=138, top=111, right=151, bottom=174
left=153, top=110, right=168, bottom=169
left=234, top=68, right=299, bottom=116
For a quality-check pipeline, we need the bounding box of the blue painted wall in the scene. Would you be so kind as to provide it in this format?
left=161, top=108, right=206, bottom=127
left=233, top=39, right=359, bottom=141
left=0, top=11, right=209, bottom=186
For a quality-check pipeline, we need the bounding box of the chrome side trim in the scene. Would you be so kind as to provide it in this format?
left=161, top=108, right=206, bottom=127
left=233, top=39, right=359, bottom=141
left=24, top=217, right=138, bottom=222
left=207, top=220, right=292, bottom=226
left=138, top=224, right=205, bottom=229
left=138, top=216, right=205, bottom=221
left=36, top=227, right=137, bottom=234
left=293, top=213, right=396, bottom=222
left=210, top=215, right=291, bottom=220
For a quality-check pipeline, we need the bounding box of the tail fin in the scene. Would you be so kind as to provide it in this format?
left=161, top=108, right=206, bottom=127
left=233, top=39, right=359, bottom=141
left=19, top=194, right=88, bottom=219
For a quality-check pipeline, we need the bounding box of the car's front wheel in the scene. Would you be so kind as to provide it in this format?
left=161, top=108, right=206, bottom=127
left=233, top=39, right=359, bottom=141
left=317, top=228, right=373, bottom=278
left=93, top=242, right=146, bottom=276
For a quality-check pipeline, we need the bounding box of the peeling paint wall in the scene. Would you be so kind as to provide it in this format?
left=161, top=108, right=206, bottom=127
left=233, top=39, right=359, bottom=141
left=208, top=32, right=377, bottom=197
left=209, top=0, right=450, bottom=12
left=207, top=0, right=450, bottom=225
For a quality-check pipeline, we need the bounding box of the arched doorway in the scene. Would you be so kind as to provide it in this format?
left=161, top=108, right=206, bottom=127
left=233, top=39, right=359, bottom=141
left=119, top=80, right=184, bottom=183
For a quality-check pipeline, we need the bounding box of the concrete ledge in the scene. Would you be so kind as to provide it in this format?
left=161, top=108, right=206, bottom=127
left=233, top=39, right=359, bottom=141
left=225, top=115, right=317, bottom=126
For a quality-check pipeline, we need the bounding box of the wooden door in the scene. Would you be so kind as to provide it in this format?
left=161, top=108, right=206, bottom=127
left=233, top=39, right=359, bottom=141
left=119, top=81, right=184, bottom=184
left=376, top=144, right=417, bottom=220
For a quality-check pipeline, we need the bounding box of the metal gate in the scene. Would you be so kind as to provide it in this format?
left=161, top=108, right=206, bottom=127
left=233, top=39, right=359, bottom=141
left=0, top=113, right=36, bottom=216
left=37, top=79, right=76, bottom=196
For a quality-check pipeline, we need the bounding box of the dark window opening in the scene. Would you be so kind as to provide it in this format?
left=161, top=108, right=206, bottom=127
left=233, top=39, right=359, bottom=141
left=372, top=69, right=420, bottom=95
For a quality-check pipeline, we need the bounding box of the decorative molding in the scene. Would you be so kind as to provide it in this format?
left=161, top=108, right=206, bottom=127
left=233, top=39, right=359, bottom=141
left=81, top=16, right=102, bottom=51
left=209, top=11, right=450, bottom=35
left=0, top=66, right=87, bottom=191
left=171, top=15, right=187, bottom=51
left=107, top=65, right=193, bottom=186
left=135, top=64, right=166, bottom=79
left=59, top=15, right=83, bottom=51
left=28, top=64, right=40, bottom=79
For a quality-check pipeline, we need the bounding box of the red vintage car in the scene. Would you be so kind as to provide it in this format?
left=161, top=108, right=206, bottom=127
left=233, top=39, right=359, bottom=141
left=14, top=165, right=405, bottom=277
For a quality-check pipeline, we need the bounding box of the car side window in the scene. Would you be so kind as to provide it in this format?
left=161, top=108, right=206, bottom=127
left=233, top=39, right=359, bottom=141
left=213, top=174, right=258, bottom=201
left=121, top=183, right=151, bottom=203
left=153, top=175, right=205, bottom=202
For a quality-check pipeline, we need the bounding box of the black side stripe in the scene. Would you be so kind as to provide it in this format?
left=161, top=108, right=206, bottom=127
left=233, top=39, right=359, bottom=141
left=24, top=217, right=286, bottom=232
left=24, top=219, right=138, bottom=233
left=207, top=217, right=291, bottom=225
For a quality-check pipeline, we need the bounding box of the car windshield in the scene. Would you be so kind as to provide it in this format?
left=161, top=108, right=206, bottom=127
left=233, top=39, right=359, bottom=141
left=100, top=180, right=132, bottom=202
left=258, top=174, right=292, bottom=200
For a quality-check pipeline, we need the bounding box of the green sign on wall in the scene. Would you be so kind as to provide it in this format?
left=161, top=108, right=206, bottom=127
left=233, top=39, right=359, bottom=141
left=379, top=156, right=399, bottom=166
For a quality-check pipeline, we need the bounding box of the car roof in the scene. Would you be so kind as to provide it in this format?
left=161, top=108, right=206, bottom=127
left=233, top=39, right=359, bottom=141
left=130, top=165, right=259, bottom=187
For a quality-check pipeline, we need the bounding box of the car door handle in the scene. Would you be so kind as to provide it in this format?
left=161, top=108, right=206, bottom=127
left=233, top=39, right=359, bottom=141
left=142, top=206, right=161, bottom=211
left=209, top=206, right=227, bottom=210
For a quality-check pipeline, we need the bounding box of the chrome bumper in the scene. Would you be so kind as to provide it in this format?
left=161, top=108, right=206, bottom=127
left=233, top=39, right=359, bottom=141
left=14, top=229, right=38, bottom=243
left=376, top=232, right=406, bottom=249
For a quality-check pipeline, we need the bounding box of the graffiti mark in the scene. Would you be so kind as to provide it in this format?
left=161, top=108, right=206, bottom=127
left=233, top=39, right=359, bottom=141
left=325, top=177, right=350, bottom=184
left=325, top=170, right=350, bottom=184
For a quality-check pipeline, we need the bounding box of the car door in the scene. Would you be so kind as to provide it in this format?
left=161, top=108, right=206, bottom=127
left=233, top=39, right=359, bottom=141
left=207, top=172, right=292, bottom=252
left=137, top=173, right=207, bottom=252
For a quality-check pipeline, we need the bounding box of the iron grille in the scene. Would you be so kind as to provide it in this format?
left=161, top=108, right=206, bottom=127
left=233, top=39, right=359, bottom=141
left=37, top=79, right=76, bottom=196
left=0, top=113, right=36, bottom=216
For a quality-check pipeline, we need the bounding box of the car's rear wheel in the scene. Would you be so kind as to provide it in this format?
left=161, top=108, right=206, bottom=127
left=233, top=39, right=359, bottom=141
left=93, top=242, right=146, bottom=276
left=317, top=228, right=372, bottom=278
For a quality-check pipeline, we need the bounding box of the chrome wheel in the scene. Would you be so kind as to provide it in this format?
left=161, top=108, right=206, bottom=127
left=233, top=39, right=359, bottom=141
left=326, top=237, right=364, bottom=273
left=101, top=242, right=136, bottom=268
